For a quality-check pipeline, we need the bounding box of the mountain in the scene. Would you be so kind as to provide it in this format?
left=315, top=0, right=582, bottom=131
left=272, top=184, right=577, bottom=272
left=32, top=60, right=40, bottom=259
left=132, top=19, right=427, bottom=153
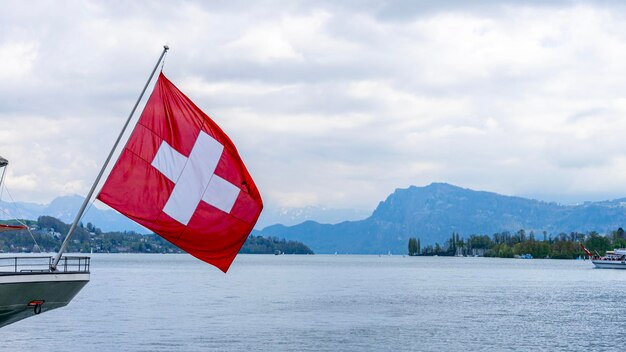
left=0, top=195, right=146, bottom=233
left=255, top=206, right=370, bottom=228
left=8, top=183, right=626, bottom=254
left=1, top=195, right=370, bottom=233
left=0, top=200, right=44, bottom=221
left=260, top=183, right=626, bottom=254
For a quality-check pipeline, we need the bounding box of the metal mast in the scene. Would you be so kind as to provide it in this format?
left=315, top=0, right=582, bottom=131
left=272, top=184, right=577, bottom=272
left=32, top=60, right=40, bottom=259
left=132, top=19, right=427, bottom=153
left=0, top=156, right=8, bottom=199
left=51, top=45, right=169, bottom=270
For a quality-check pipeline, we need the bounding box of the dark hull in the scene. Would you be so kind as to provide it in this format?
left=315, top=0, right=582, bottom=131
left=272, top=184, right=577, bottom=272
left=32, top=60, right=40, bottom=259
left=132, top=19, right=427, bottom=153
left=0, top=272, right=89, bottom=327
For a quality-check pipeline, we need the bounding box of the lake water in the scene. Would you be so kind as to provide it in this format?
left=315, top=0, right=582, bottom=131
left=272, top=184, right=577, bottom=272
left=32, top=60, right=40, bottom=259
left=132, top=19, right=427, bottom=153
left=2, top=254, right=624, bottom=351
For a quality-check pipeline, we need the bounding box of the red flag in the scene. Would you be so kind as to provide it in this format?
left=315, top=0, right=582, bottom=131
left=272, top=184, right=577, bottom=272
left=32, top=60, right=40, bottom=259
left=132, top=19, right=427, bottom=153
left=97, top=73, right=263, bottom=272
left=580, top=243, right=592, bottom=258
left=0, top=224, right=27, bottom=233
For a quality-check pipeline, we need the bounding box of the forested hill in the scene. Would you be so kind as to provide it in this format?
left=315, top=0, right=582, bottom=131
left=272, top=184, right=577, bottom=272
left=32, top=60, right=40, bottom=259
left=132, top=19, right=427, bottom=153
left=0, top=216, right=313, bottom=255
left=240, top=234, right=313, bottom=254
left=261, top=182, right=626, bottom=254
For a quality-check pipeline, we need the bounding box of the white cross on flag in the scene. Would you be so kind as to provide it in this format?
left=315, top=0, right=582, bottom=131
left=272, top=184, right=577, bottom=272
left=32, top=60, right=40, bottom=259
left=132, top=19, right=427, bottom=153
left=97, top=73, right=263, bottom=272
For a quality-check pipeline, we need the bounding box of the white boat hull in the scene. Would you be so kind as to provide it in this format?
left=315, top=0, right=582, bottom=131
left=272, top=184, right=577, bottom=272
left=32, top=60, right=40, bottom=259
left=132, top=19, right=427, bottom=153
left=592, top=260, right=626, bottom=269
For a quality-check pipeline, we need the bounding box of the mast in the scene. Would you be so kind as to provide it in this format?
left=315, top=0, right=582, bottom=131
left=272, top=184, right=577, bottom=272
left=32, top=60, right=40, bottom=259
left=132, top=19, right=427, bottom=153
left=51, top=45, right=169, bottom=270
left=0, top=156, right=8, bottom=199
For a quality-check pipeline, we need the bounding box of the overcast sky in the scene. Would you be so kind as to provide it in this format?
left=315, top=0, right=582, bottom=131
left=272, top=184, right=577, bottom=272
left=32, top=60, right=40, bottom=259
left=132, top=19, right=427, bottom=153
left=3, top=0, right=626, bottom=212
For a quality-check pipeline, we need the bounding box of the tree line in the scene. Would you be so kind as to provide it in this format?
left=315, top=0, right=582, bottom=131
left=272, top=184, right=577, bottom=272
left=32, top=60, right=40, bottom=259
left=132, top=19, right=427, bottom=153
left=0, top=216, right=313, bottom=255
left=407, top=228, right=626, bottom=259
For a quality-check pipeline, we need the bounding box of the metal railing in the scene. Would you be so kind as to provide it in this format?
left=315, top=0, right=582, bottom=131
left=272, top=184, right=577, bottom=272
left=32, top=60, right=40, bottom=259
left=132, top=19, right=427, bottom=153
left=0, top=256, right=90, bottom=274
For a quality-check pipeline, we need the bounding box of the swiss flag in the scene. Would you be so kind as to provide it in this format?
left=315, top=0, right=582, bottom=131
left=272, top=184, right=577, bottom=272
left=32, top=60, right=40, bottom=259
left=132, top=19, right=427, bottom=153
left=97, top=73, right=263, bottom=272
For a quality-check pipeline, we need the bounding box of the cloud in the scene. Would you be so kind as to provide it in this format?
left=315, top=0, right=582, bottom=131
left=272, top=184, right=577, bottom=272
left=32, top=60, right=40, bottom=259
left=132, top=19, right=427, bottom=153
left=0, top=42, right=38, bottom=80
left=2, top=0, right=626, bottom=212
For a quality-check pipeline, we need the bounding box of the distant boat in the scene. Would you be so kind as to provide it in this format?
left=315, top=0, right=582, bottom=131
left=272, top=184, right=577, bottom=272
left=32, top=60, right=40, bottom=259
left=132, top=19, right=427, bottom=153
left=581, top=244, right=626, bottom=269
left=592, top=249, right=626, bottom=269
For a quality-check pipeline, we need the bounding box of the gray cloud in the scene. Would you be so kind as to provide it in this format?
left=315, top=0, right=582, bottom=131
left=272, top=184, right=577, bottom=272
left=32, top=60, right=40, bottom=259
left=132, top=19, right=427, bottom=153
left=2, top=0, right=626, bottom=212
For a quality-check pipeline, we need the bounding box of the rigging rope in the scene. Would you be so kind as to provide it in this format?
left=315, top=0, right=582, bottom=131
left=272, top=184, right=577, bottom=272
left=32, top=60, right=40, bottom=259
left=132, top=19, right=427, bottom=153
left=79, top=197, right=98, bottom=229
left=0, top=178, right=41, bottom=250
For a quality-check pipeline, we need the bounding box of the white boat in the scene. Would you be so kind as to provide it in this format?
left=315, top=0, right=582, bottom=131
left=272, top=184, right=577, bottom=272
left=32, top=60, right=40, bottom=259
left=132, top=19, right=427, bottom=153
left=0, top=44, right=262, bottom=327
left=0, top=47, right=177, bottom=328
left=0, top=47, right=172, bottom=328
left=591, top=249, right=626, bottom=269
left=0, top=156, right=90, bottom=327
left=0, top=255, right=89, bottom=327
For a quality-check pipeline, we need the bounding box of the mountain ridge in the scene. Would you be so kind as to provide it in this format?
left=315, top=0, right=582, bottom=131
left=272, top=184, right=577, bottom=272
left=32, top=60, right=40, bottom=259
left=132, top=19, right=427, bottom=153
left=260, top=182, right=626, bottom=254
left=0, top=195, right=147, bottom=233
left=6, top=183, right=626, bottom=254
left=0, top=195, right=371, bottom=233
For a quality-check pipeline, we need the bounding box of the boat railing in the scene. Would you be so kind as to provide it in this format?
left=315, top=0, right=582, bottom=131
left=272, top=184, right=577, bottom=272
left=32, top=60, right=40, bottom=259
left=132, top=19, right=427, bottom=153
left=0, top=255, right=90, bottom=274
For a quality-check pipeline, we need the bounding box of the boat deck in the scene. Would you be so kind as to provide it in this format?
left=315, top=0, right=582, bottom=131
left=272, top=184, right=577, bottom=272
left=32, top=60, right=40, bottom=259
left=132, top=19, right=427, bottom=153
left=0, top=255, right=90, bottom=275
left=0, top=255, right=90, bottom=327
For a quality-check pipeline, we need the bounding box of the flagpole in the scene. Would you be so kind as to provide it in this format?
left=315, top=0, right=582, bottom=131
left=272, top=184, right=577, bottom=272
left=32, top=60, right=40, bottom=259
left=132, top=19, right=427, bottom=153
left=51, top=45, right=170, bottom=270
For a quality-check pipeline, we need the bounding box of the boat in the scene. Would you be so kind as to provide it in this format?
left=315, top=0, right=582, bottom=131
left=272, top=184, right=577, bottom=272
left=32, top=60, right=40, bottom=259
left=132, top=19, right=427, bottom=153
left=0, top=255, right=89, bottom=327
left=581, top=244, right=626, bottom=269
left=0, top=47, right=171, bottom=328
left=0, top=156, right=90, bottom=328
left=0, top=45, right=262, bottom=327
left=591, top=249, right=626, bottom=269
